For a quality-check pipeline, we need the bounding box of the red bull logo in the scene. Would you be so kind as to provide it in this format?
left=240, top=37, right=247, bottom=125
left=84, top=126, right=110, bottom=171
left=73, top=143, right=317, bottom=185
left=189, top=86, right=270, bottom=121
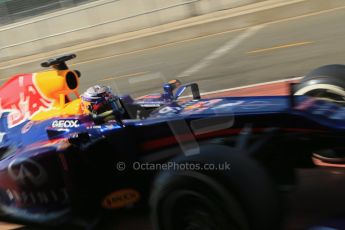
left=0, top=74, right=53, bottom=128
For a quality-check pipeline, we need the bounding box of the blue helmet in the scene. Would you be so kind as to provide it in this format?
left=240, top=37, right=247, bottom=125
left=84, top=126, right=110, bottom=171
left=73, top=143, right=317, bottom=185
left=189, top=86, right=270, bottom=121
left=81, top=85, right=123, bottom=115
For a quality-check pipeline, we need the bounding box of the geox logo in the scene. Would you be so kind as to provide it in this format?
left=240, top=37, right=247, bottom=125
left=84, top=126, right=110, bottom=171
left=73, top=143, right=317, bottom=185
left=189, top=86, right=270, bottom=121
left=52, top=120, right=79, bottom=128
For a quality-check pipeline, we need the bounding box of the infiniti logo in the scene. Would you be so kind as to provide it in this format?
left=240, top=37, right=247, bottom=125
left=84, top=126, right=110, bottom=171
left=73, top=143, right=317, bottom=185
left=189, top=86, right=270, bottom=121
left=8, top=159, right=48, bottom=186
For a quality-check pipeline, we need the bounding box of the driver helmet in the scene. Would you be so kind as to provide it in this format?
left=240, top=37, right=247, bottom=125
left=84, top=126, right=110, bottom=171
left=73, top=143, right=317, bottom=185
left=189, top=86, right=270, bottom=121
left=81, top=85, right=124, bottom=115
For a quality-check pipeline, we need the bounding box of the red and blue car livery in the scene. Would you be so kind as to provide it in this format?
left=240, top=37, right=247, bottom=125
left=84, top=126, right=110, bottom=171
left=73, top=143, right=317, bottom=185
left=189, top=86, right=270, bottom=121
left=0, top=54, right=345, bottom=230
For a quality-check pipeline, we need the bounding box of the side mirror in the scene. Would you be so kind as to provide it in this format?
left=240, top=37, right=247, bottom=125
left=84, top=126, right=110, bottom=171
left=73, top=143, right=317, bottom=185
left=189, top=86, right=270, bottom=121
left=289, top=82, right=298, bottom=108
left=162, top=79, right=182, bottom=100
left=175, top=83, right=201, bottom=100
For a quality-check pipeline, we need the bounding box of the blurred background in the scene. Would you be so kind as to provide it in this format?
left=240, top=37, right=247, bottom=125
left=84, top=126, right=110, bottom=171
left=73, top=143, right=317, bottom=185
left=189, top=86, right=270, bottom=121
left=0, top=0, right=264, bottom=62
left=0, top=0, right=345, bottom=97
left=1, top=0, right=345, bottom=229
left=0, top=0, right=97, bottom=24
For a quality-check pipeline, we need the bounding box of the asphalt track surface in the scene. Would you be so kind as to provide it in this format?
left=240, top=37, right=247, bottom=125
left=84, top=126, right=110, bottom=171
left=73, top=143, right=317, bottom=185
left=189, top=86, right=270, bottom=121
left=2, top=3, right=345, bottom=230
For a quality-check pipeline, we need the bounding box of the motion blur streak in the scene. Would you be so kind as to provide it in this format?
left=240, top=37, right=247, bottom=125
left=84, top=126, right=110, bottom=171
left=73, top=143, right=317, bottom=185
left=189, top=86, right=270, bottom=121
left=177, top=25, right=265, bottom=78
left=247, top=41, right=314, bottom=54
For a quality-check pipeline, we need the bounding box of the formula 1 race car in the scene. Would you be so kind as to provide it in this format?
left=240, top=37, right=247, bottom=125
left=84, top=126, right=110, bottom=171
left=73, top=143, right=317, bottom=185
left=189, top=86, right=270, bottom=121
left=0, top=54, right=345, bottom=230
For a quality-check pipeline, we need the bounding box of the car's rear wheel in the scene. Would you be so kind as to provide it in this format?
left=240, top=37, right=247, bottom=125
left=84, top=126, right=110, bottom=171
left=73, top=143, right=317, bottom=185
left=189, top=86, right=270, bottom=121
left=150, top=145, right=281, bottom=230
left=294, top=64, right=345, bottom=103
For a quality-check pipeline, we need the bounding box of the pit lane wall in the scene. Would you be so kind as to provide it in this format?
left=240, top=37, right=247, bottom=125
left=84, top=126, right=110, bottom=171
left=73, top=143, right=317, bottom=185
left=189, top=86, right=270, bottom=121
left=0, top=0, right=262, bottom=62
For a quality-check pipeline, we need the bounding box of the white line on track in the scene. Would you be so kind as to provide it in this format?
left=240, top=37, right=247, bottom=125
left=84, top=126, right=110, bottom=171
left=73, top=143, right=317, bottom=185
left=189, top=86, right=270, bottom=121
left=128, top=72, right=162, bottom=84
left=178, top=76, right=302, bottom=99
left=200, top=76, right=302, bottom=96
left=176, top=25, right=265, bottom=78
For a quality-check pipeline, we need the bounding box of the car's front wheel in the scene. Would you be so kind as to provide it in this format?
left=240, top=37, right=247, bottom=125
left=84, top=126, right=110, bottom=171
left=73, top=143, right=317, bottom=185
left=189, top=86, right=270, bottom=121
left=153, top=171, right=248, bottom=230
left=294, top=64, right=345, bottom=103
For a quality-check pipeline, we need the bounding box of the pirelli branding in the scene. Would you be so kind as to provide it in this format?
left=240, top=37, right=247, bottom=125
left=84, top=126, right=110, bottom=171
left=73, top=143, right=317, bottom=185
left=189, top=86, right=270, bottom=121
left=102, top=189, right=140, bottom=209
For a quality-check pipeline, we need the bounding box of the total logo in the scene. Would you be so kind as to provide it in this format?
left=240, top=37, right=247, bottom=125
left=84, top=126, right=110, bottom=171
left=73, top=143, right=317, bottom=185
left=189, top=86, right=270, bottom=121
left=52, top=120, right=79, bottom=128
left=102, top=189, right=140, bottom=209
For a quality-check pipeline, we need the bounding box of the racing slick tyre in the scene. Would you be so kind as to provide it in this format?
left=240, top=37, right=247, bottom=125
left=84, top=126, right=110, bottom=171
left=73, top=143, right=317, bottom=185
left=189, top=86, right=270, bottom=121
left=150, top=145, right=281, bottom=230
left=295, top=65, right=345, bottom=163
left=294, top=64, right=345, bottom=103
